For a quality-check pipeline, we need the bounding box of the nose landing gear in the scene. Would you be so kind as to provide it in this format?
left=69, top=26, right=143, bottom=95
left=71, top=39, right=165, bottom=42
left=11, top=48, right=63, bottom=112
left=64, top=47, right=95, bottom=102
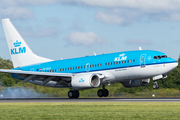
left=97, top=85, right=109, bottom=97
left=153, top=81, right=159, bottom=89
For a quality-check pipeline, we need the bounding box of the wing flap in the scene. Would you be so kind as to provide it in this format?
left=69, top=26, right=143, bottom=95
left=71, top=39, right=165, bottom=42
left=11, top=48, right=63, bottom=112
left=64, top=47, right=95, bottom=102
left=0, top=69, right=72, bottom=87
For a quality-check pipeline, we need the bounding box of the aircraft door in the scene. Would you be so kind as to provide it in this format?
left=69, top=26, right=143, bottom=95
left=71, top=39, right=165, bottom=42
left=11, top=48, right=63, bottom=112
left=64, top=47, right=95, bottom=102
left=85, top=63, right=90, bottom=72
left=140, top=54, right=146, bottom=68
left=30, top=68, right=35, bottom=72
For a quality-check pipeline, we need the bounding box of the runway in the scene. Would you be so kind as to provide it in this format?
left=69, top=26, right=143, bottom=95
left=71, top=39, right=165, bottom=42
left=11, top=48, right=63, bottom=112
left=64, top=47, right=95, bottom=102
left=0, top=98, right=180, bottom=102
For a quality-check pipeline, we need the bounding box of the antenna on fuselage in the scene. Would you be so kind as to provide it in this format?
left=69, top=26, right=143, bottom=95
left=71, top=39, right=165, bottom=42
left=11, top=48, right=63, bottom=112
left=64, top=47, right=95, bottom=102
left=94, top=52, right=96, bottom=56
left=139, top=47, right=142, bottom=50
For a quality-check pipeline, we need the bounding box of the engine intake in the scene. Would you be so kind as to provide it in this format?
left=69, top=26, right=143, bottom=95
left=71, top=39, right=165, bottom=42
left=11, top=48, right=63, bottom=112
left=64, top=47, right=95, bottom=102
left=91, top=75, right=100, bottom=87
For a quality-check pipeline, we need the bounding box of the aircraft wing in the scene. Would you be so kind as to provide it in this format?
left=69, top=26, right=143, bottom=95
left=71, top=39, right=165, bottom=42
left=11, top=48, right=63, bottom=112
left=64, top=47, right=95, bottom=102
left=0, top=69, right=72, bottom=87
left=0, top=69, right=72, bottom=77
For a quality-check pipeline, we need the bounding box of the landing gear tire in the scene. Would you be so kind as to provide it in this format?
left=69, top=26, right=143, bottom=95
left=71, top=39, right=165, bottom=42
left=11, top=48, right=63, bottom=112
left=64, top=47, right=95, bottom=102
left=97, top=89, right=104, bottom=97
left=97, top=89, right=109, bottom=97
left=68, top=90, right=74, bottom=99
left=74, top=90, right=79, bottom=98
left=156, top=84, right=159, bottom=89
left=68, top=90, right=79, bottom=99
left=103, top=89, right=109, bottom=97
left=153, top=83, right=159, bottom=89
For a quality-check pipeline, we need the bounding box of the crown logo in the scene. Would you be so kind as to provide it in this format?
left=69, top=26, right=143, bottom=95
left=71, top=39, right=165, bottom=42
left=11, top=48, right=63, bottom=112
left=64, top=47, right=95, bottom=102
left=13, top=40, right=21, bottom=47
left=79, top=78, right=85, bottom=83
left=119, top=53, right=125, bottom=56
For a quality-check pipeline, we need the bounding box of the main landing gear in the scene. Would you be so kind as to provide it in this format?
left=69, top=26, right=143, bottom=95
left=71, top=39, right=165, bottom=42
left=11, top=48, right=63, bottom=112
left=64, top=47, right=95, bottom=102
left=68, top=90, right=79, bottom=98
left=97, top=85, right=109, bottom=97
left=153, top=81, right=159, bottom=89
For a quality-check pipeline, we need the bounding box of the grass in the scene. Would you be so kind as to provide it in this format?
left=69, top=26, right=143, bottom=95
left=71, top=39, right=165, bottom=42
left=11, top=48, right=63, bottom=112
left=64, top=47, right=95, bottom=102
left=0, top=102, right=180, bottom=119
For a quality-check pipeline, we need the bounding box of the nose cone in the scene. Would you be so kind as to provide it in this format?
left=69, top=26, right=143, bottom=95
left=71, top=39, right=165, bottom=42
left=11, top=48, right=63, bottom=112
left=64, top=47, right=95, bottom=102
left=174, top=61, right=178, bottom=68
left=166, top=58, right=178, bottom=72
left=169, top=60, right=178, bottom=70
left=168, top=57, right=178, bottom=67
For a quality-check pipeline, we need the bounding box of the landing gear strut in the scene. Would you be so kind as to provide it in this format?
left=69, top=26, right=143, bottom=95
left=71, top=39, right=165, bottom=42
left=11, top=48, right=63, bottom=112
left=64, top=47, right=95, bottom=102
left=68, top=90, right=79, bottom=98
left=97, top=85, right=109, bottom=97
left=153, top=81, right=159, bottom=89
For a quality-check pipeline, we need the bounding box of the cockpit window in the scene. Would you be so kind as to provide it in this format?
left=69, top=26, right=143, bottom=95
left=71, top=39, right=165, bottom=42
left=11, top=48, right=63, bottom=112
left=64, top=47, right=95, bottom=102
left=153, top=55, right=168, bottom=59
left=161, top=55, right=168, bottom=58
left=153, top=56, right=158, bottom=59
left=157, top=56, right=161, bottom=59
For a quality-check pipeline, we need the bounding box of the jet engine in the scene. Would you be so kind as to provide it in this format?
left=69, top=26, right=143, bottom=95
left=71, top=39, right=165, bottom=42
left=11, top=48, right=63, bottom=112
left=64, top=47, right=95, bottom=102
left=121, top=79, right=150, bottom=88
left=71, top=73, right=100, bottom=90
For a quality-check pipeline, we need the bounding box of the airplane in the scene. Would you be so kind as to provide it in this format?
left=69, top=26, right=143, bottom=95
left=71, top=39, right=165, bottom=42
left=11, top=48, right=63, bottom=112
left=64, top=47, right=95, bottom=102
left=0, top=18, right=178, bottom=98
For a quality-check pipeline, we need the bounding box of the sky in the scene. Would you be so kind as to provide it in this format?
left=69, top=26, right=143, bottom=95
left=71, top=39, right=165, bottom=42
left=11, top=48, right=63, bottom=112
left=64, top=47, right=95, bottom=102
left=0, top=0, right=180, bottom=61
